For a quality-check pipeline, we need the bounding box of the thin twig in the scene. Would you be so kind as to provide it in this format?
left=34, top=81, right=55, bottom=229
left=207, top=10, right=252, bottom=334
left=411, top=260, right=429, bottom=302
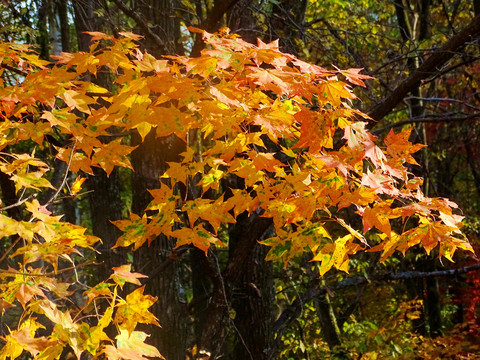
left=0, top=236, right=21, bottom=265
left=43, top=140, right=77, bottom=206
left=0, top=260, right=103, bottom=277
left=373, top=112, right=480, bottom=134
left=0, top=194, right=36, bottom=212
left=210, top=250, right=254, bottom=360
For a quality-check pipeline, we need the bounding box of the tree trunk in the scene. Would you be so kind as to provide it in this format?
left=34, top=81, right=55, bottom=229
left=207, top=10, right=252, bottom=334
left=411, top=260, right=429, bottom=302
left=231, top=241, right=274, bottom=360
left=195, top=213, right=273, bottom=359
left=86, top=167, right=126, bottom=277
left=112, top=1, right=191, bottom=357
left=131, top=130, right=189, bottom=359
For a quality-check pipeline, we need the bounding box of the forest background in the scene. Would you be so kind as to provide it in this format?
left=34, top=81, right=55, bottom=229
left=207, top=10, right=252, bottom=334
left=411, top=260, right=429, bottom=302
left=1, top=0, right=480, bottom=359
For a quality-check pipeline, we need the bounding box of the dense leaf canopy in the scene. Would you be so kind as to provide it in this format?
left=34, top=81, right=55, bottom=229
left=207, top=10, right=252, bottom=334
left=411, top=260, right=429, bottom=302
left=0, top=28, right=474, bottom=359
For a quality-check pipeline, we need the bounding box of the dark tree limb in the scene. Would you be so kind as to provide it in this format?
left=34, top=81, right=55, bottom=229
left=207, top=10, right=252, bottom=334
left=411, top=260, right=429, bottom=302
left=110, top=0, right=169, bottom=53
left=368, top=14, right=480, bottom=123
left=1, top=63, right=28, bottom=77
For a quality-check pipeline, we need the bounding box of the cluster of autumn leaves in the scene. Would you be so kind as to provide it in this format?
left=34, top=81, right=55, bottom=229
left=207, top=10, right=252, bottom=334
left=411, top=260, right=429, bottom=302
left=0, top=28, right=473, bottom=359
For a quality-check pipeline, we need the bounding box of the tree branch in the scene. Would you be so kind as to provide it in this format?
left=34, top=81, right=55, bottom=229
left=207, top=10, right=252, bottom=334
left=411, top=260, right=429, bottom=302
left=372, top=112, right=480, bottom=134
left=1, top=63, right=29, bottom=77
left=368, top=14, right=480, bottom=123
left=110, top=0, right=169, bottom=53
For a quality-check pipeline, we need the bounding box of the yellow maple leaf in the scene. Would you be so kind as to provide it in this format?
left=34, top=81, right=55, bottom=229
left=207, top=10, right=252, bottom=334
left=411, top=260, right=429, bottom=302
left=70, top=176, right=86, bottom=196
left=114, top=286, right=160, bottom=334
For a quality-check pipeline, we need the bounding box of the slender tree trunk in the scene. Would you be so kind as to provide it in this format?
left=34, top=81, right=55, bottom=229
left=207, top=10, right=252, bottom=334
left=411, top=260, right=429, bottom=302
left=130, top=130, right=188, bottom=359
left=393, top=1, right=445, bottom=337
left=37, top=0, right=49, bottom=60
left=73, top=0, right=127, bottom=279
left=56, top=0, right=71, bottom=52
left=115, top=1, right=190, bottom=357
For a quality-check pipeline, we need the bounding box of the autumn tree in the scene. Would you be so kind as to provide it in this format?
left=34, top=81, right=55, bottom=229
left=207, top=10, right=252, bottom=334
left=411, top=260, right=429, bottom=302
left=0, top=23, right=475, bottom=360
left=3, top=1, right=480, bottom=358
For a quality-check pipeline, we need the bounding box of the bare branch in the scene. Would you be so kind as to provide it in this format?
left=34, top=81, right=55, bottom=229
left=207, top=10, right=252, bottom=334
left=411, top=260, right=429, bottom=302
left=0, top=194, right=36, bottom=212
left=373, top=112, right=480, bottom=134
left=368, top=14, right=480, bottom=122
left=110, top=0, right=169, bottom=53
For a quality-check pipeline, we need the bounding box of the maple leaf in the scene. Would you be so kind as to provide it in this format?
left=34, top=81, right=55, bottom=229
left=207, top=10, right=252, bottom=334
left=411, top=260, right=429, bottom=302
left=70, top=176, right=86, bottom=195
left=250, top=151, right=284, bottom=172
left=343, top=121, right=374, bottom=150
left=84, top=282, right=112, bottom=304
left=294, top=108, right=334, bottom=152
left=385, top=127, right=425, bottom=165
left=84, top=31, right=114, bottom=41
left=263, top=223, right=331, bottom=267
left=183, top=197, right=236, bottom=232
left=361, top=169, right=399, bottom=197
left=113, top=213, right=150, bottom=250
left=13, top=242, right=83, bottom=273
left=55, top=51, right=100, bottom=74
left=362, top=202, right=395, bottom=237
left=104, top=329, right=164, bottom=360
left=311, top=234, right=363, bottom=275
left=91, top=139, right=136, bottom=176
left=16, top=120, right=51, bottom=145
left=55, top=146, right=93, bottom=174
left=0, top=213, right=35, bottom=241
left=62, top=89, right=94, bottom=114
left=9, top=328, right=58, bottom=358
left=15, top=282, right=46, bottom=308
left=248, top=69, right=290, bottom=94
left=210, top=86, right=242, bottom=108
left=340, top=68, right=373, bottom=87
left=134, top=52, right=170, bottom=73
left=439, top=235, right=474, bottom=261
left=0, top=332, right=24, bottom=360
left=110, top=264, right=148, bottom=289
left=171, top=224, right=224, bottom=254
left=10, top=171, right=54, bottom=193
left=230, top=158, right=265, bottom=187
left=118, top=31, right=144, bottom=41
left=416, top=221, right=458, bottom=255
left=199, top=166, right=224, bottom=192
left=223, top=189, right=260, bottom=217
left=187, top=56, right=218, bottom=78
left=114, top=286, right=160, bottom=334
left=318, top=80, right=354, bottom=106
